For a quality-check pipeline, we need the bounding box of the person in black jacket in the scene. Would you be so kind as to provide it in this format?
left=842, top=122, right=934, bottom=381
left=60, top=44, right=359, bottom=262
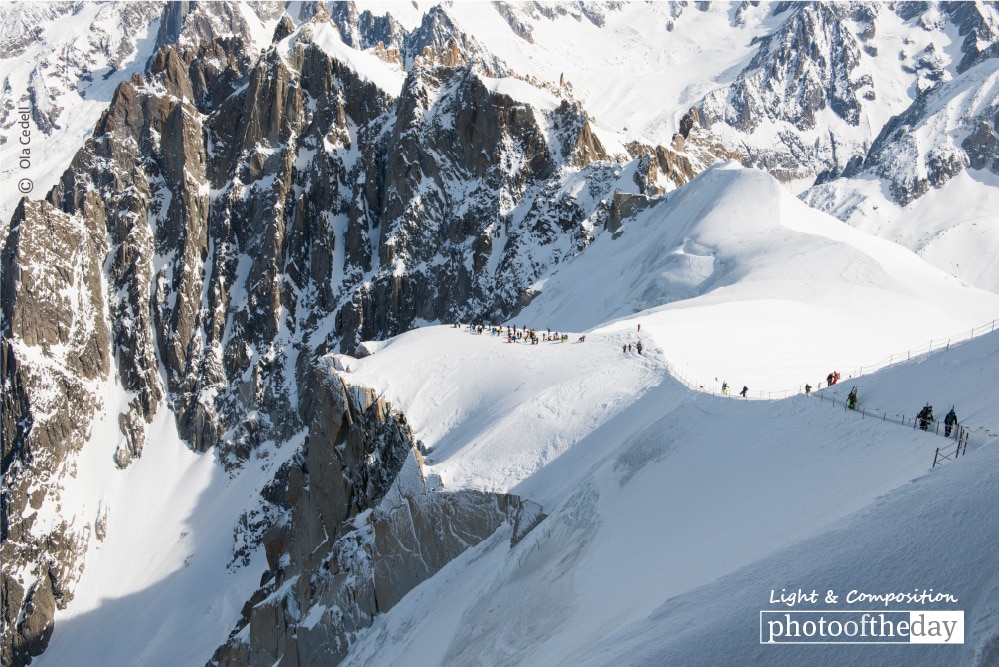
left=917, top=403, right=934, bottom=431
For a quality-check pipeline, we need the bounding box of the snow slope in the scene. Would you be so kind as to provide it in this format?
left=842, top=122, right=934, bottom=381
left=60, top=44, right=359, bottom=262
left=340, top=284, right=999, bottom=667
left=517, top=162, right=999, bottom=392
left=333, top=164, right=999, bottom=666
left=34, top=380, right=303, bottom=667
left=432, top=1, right=775, bottom=143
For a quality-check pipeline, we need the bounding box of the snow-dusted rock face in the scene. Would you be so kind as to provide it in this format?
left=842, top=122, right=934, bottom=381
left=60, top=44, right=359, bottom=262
left=20, top=4, right=642, bottom=466
left=832, top=2, right=999, bottom=204
left=0, top=1, right=164, bottom=136
left=0, top=199, right=111, bottom=665
left=700, top=2, right=999, bottom=195
left=209, top=363, right=543, bottom=666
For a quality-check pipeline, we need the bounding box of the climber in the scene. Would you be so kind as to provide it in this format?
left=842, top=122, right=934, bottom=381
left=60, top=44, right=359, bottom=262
left=635, top=340, right=643, bottom=354
left=740, top=385, right=748, bottom=398
left=944, top=407, right=958, bottom=437
left=805, top=384, right=812, bottom=396
left=917, top=403, right=934, bottom=431
left=847, top=386, right=858, bottom=410
left=722, top=381, right=729, bottom=395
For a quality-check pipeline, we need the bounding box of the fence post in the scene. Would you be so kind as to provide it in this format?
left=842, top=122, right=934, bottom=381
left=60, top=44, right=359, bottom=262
left=933, top=448, right=940, bottom=467
left=935, top=421, right=939, bottom=435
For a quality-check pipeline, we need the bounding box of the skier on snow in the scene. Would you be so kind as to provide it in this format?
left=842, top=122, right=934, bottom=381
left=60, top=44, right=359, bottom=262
left=847, top=386, right=858, bottom=410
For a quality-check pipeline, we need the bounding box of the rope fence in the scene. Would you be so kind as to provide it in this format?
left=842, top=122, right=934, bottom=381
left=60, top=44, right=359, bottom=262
left=659, top=317, right=999, bottom=402
left=652, top=318, right=999, bottom=468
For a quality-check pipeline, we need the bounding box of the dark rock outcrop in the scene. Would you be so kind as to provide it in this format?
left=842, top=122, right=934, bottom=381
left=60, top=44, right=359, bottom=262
left=211, top=363, right=545, bottom=666
left=1, top=199, right=109, bottom=665
left=630, top=108, right=742, bottom=196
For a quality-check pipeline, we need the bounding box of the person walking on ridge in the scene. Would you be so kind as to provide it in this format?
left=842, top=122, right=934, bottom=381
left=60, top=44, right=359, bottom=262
left=917, top=403, right=934, bottom=431
left=944, top=407, right=958, bottom=437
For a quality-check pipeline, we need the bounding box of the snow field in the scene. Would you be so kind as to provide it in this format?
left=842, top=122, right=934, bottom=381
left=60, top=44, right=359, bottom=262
left=336, top=165, right=999, bottom=665
left=341, top=310, right=999, bottom=667
left=37, top=375, right=301, bottom=667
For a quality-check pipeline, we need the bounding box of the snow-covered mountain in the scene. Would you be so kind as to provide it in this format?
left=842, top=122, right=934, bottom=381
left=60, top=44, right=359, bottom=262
left=3, top=2, right=999, bottom=665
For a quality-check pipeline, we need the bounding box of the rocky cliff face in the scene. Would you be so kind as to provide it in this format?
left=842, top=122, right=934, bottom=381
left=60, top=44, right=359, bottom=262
left=825, top=0, right=999, bottom=206
left=0, top=198, right=110, bottom=665
left=700, top=1, right=879, bottom=184
left=210, top=359, right=544, bottom=666
left=700, top=1, right=999, bottom=197
left=798, top=3, right=999, bottom=292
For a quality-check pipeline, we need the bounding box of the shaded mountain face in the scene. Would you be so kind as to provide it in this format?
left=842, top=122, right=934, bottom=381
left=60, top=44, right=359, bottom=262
left=2, top=1, right=999, bottom=665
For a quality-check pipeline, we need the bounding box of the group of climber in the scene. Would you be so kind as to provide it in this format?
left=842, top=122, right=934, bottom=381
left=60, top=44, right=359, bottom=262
left=623, top=340, right=644, bottom=355
left=720, top=381, right=749, bottom=398
left=806, top=377, right=961, bottom=438
left=455, top=321, right=574, bottom=345
left=503, top=326, right=570, bottom=344
left=623, top=323, right=644, bottom=355
left=801, top=371, right=841, bottom=396
left=917, top=404, right=959, bottom=436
